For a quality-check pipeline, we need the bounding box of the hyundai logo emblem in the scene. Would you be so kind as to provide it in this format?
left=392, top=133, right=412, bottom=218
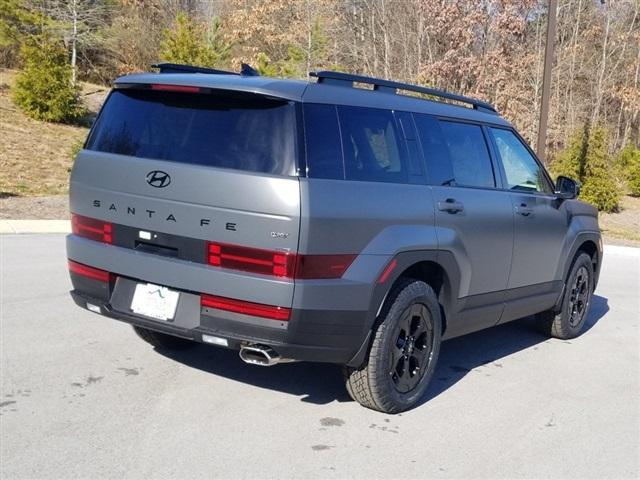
left=146, top=170, right=171, bottom=188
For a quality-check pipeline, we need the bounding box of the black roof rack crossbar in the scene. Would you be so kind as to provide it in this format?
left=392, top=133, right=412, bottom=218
left=309, top=71, right=497, bottom=114
left=152, top=62, right=240, bottom=76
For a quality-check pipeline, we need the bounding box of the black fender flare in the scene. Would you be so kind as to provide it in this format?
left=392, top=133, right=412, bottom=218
left=346, top=250, right=460, bottom=367
left=553, top=231, right=602, bottom=310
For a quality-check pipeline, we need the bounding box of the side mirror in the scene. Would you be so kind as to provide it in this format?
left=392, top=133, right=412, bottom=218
left=555, top=176, right=580, bottom=200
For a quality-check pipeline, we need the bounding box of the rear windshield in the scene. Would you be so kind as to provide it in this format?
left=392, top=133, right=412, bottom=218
left=86, top=89, right=297, bottom=176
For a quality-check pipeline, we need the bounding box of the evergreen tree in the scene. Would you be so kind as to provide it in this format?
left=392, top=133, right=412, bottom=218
left=0, top=0, right=47, bottom=66
left=255, top=52, right=278, bottom=77
left=551, top=125, right=588, bottom=181
left=580, top=127, right=620, bottom=212
left=160, top=11, right=229, bottom=68
left=278, top=45, right=305, bottom=78
left=205, top=17, right=231, bottom=67
left=12, top=34, right=84, bottom=122
left=617, top=143, right=640, bottom=197
left=551, top=124, right=620, bottom=212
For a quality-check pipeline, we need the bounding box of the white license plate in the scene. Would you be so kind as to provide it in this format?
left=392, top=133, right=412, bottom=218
left=131, top=283, right=180, bottom=321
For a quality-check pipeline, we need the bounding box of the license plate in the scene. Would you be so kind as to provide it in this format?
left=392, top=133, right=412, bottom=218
left=131, top=283, right=179, bottom=321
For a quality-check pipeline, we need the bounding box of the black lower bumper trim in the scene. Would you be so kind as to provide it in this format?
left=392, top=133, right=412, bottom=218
left=70, top=290, right=371, bottom=365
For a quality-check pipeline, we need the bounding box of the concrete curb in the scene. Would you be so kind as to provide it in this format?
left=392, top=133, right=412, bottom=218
left=1, top=219, right=639, bottom=257
left=0, top=219, right=70, bottom=234
left=603, top=244, right=640, bottom=257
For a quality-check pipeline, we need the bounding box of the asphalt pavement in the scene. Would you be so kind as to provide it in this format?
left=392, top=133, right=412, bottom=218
left=1, top=234, right=638, bottom=479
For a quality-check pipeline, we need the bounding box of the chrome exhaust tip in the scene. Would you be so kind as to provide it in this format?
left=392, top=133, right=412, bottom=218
left=239, top=344, right=294, bottom=367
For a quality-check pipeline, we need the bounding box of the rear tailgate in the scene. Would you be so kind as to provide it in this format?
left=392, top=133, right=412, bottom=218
left=68, top=86, right=300, bottom=309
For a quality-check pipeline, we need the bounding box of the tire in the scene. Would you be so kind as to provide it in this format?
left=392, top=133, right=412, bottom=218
left=343, top=279, right=442, bottom=413
left=132, top=326, right=196, bottom=350
left=536, top=252, right=594, bottom=340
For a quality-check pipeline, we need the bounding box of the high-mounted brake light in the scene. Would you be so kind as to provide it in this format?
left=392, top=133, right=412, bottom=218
left=206, top=242, right=356, bottom=279
left=71, top=214, right=113, bottom=244
left=150, top=84, right=202, bottom=93
left=201, top=294, right=291, bottom=321
left=68, top=260, right=111, bottom=283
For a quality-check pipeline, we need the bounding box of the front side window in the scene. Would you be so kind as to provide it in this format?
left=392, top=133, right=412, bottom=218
left=438, top=121, right=495, bottom=188
left=490, top=128, right=553, bottom=193
left=337, top=106, right=408, bottom=184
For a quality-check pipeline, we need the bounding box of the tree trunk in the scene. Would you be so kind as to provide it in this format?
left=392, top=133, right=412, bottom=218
left=71, top=0, right=78, bottom=86
left=591, top=7, right=611, bottom=125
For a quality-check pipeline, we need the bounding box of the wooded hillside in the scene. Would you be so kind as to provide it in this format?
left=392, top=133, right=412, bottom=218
left=1, top=0, right=638, bottom=160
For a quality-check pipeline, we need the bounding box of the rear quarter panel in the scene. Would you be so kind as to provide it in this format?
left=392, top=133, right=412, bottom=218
left=295, top=179, right=437, bottom=314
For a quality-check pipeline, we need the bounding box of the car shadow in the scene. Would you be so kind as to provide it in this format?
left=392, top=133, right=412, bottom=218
left=418, top=294, right=609, bottom=407
left=157, top=294, right=609, bottom=409
left=158, top=344, right=351, bottom=405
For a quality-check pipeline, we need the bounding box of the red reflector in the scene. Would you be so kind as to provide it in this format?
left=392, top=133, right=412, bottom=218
left=295, top=254, right=357, bottom=279
left=71, top=214, right=113, bottom=244
left=201, top=294, right=290, bottom=321
left=150, top=84, right=201, bottom=93
left=68, top=260, right=110, bottom=283
left=377, top=259, right=397, bottom=284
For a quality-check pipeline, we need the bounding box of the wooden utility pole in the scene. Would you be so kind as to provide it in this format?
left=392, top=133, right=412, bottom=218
left=536, top=0, right=558, bottom=163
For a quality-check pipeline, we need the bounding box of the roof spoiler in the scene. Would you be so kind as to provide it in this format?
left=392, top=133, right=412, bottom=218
left=309, top=71, right=498, bottom=114
left=152, top=62, right=260, bottom=77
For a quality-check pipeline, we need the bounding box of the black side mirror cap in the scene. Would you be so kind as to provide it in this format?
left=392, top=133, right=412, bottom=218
left=555, top=175, right=580, bottom=200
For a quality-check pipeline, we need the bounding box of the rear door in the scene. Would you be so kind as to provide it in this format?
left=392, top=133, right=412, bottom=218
left=413, top=114, right=514, bottom=335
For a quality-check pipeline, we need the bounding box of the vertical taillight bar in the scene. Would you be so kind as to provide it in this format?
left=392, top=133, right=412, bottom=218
left=71, top=214, right=113, bottom=244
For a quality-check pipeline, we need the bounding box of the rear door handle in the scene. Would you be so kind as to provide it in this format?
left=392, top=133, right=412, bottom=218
left=438, top=199, right=464, bottom=214
left=515, top=204, right=534, bottom=216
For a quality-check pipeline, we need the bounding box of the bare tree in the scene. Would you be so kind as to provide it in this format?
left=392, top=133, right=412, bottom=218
left=30, top=0, right=110, bottom=85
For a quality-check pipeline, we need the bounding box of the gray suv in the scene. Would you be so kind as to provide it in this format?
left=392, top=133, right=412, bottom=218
left=67, top=64, right=602, bottom=413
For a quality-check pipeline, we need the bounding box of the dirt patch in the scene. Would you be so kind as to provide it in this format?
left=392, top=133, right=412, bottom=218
left=0, top=195, right=69, bottom=219
left=599, top=195, right=640, bottom=247
left=0, top=69, right=107, bottom=197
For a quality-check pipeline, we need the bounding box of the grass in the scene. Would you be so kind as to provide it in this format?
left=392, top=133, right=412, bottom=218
left=0, top=69, right=106, bottom=197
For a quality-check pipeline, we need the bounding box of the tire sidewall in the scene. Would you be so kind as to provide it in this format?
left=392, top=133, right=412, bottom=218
left=374, top=281, right=442, bottom=410
left=559, top=253, right=594, bottom=336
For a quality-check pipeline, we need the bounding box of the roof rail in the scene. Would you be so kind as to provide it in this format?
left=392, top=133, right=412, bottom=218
left=152, top=62, right=239, bottom=76
left=309, top=71, right=497, bottom=114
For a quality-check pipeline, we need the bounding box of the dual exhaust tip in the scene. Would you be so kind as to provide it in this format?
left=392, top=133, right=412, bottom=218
left=239, top=344, right=294, bottom=367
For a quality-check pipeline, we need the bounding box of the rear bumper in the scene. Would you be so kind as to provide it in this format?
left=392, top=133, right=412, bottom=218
left=69, top=275, right=370, bottom=366
left=66, top=234, right=383, bottom=365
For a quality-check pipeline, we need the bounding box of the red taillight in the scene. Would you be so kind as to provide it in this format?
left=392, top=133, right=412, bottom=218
left=71, top=214, right=113, bottom=244
left=150, top=84, right=201, bottom=93
left=206, top=242, right=356, bottom=279
left=68, top=260, right=110, bottom=283
left=201, top=294, right=291, bottom=321
left=207, top=242, right=296, bottom=278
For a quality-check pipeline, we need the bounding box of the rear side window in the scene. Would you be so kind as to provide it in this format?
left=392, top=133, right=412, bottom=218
left=337, top=106, right=407, bottom=184
left=303, top=104, right=344, bottom=179
left=438, top=121, right=495, bottom=188
left=413, top=113, right=455, bottom=186
left=86, top=89, right=297, bottom=176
